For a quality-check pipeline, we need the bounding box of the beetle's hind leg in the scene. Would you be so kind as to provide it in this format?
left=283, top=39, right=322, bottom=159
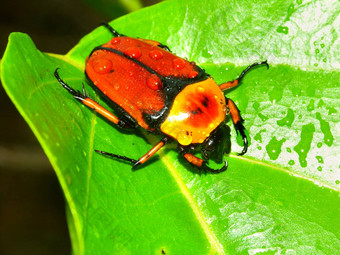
left=54, top=68, right=130, bottom=129
left=225, top=97, right=248, bottom=155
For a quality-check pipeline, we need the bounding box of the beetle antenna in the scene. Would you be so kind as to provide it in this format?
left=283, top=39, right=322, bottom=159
left=95, top=150, right=137, bottom=164
left=100, top=22, right=121, bottom=37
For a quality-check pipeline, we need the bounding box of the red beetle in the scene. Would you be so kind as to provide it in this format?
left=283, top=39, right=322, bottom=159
left=55, top=23, right=268, bottom=172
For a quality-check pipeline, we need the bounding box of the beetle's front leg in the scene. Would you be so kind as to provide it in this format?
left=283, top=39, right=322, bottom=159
left=178, top=146, right=228, bottom=173
left=54, top=68, right=129, bottom=129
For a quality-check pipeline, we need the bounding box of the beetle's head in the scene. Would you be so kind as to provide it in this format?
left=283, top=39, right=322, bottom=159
left=202, top=124, right=231, bottom=163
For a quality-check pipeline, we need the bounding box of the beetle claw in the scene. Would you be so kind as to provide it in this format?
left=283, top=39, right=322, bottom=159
left=202, top=160, right=228, bottom=173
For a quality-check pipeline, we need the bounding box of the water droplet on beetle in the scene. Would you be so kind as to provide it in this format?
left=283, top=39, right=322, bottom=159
left=172, top=58, right=186, bottom=70
left=124, top=47, right=142, bottom=59
left=111, top=37, right=120, bottom=44
left=189, top=71, right=198, bottom=78
left=147, top=74, right=163, bottom=90
left=176, top=130, right=192, bottom=145
left=93, top=59, right=113, bottom=74
left=196, top=86, right=204, bottom=93
left=149, top=50, right=163, bottom=60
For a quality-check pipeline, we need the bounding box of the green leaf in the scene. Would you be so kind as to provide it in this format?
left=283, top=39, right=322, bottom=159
left=1, top=0, right=339, bottom=254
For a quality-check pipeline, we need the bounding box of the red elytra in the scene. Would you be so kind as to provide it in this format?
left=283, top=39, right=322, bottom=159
left=54, top=23, right=268, bottom=172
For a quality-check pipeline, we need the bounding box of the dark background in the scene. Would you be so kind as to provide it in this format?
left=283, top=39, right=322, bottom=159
left=0, top=0, right=157, bottom=254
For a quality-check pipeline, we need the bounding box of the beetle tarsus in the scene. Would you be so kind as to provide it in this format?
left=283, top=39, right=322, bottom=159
left=100, top=22, right=121, bottom=37
left=237, top=60, right=269, bottom=83
left=234, top=121, right=248, bottom=155
left=95, top=150, right=138, bottom=164
left=202, top=160, right=228, bottom=173
left=54, top=68, right=86, bottom=101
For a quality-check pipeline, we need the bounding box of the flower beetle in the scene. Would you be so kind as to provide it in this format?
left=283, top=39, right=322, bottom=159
left=54, top=23, right=268, bottom=173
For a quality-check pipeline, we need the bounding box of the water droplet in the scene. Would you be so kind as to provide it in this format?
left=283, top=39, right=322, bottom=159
left=149, top=50, right=163, bottom=60
left=320, top=43, right=325, bottom=48
left=93, top=59, right=113, bottom=74
left=258, top=113, right=268, bottom=121
left=253, top=102, right=260, bottom=111
left=287, top=4, right=295, bottom=19
left=269, top=85, right=283, bottom=103
left=196, top=86, right=204, bottom=93
left=176, top=130, right=192, bottom=145
left=189, top=71, right=198, bottom=78
left=124, top=47, right=142, bottom=59
left=288, top=160, right=295, bottom=166
left=316, top=156, right=323, bottom=163
left=287, top=147, right=292, bottom=153
left=257, top=146, right=262, bottom=150
left=307, top=99, right=315, bottom=111
left=294, top=123, right=315, bottom=167
left=315, top=49, right=320, bottom=54
left=313, top=41, right=318, bottom=46
left=317, top=166, right=322, bottom=171
left=328, top=107, right=337, bottom=115
left=322, top=58, right=327, bottom=63
left=266, top=136, right=286, bottom=160
left=277, top=26, right=289, bottom=34
left=297, top=0, right=302, bottom=4
left=317, top=142, right=322, bottom=148
left=254, top=129, right=266, bottom=143
left=172, top=58, right=186, bottom=70
left=317, top=99, right=325, bottom=108
left=314, top=63, right=319, bottom=67
left=146, top=74, right=163, bottom=90
left=110, top=37, right=120, bottom=44
left=316, top=112, right=334, bottom=146
left=277, top=108, right=295, bottom=127
left=335, top=180, right=340, bottom=185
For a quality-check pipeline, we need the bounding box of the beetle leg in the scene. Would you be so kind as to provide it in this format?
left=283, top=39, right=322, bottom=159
left=177, top=146, right=227, bottom=173
left=100, top=22, right=121, bottom=37
left=133, top=137, right=170, bottom=168
left=95, top=137, right=170, bottom=169
left=181, top=152, right=228, bottom=173
left=225, top=97, right=248, bottom=155
left=54, top=68, right=129, bottom=128
left=219, top=60, right=269, bottom=91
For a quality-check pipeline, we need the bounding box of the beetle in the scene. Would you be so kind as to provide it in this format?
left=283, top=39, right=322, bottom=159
left=54, top=23, right=268, bottom=173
